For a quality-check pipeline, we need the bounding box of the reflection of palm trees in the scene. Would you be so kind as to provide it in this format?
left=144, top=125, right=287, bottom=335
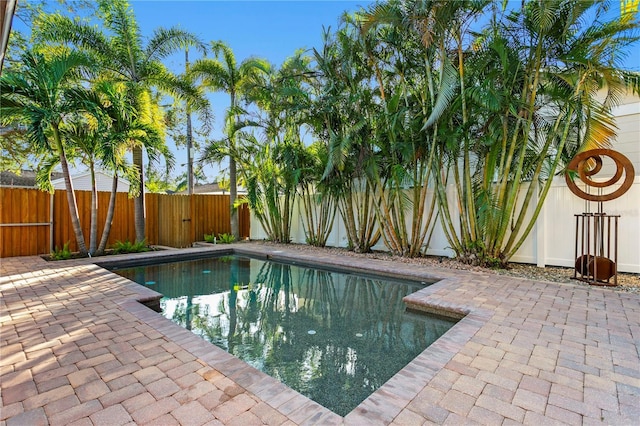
left=147, top=256, right=455, bottom=416
left=170, top=300, right=200, bottom=330
left=185, top=296, right=193, bottom=330
left=227, top=257, right=238, bottom=352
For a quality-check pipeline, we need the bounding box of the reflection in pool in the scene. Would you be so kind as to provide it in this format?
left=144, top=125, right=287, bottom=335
left=112, top=255, right=455, bottom=416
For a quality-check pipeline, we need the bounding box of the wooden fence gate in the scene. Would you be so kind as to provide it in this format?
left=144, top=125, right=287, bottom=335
left=155, top=194, right=192, bottom=248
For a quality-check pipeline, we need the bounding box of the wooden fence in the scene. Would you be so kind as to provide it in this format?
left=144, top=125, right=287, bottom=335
left=0, top=188, right=51, bottom=257
left=0, top=187, right=250, bottom=258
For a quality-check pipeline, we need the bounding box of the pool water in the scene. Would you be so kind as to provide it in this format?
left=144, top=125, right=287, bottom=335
left=112, top=255, right=456, bottom=416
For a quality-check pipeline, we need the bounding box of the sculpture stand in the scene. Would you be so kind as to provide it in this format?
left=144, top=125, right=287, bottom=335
left=565, top=148, right=634, bottom=287
left=573, top=212, right=618, bottom=286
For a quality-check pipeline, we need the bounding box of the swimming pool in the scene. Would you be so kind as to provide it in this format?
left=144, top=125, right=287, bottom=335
left=111, top=254, right=456, bottom=416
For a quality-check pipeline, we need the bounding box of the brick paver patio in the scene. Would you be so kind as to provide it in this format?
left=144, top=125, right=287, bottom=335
left=1, top=243, right=639, bottom=425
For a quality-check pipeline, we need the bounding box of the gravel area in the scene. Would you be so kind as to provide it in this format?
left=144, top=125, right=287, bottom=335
left=250, top=241, right=640, bottom=294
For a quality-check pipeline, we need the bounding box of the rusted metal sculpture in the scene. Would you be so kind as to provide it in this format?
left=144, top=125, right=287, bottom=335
left=565, top=149, right=635, bottom=286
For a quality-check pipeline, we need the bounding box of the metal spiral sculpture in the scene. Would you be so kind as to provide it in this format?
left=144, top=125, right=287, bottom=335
left=565, top=149, right=635, bottom=286
left=565, top=149, right=635, bottom=202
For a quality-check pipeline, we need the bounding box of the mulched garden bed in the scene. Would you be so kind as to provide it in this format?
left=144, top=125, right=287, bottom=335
left=251, top=241, right=640, bottom=294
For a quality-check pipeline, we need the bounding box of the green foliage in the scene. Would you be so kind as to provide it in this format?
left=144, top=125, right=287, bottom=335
left=190, top=40, right=270, bottom=239
left=333, top=0, right=639, bottom=265
left=427, top=0, right=640, bottom=266
left=217, top=233, right=236, bottom=244
left=1, top=49, right=96, bottom=256
left=50, top=242, right=72, bottom=260
left=35, top=0, right=208, bottom=244
left=204, top=233, right=236, bottom=243
left=299, top=143, right=337, bottom=248
left=112, top=239, right=150, bottom=254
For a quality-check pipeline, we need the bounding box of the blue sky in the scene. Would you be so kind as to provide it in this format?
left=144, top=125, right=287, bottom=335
left=130, top=0, right=375, bottom=182
left=133, top=1, right=372, bottom=72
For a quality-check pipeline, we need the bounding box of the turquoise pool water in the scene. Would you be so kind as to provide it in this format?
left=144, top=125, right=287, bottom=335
left=112, top=254, right=455, bottom=416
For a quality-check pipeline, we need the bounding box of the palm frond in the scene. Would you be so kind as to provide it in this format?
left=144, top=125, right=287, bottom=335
left=422, top=58, right=458, bottom=131
left=35, top=13, right=111, bottom=58
left=210, top=40, right=237, bottom=72
left=188, top=58, right=230, bottom=91
left=35, top=156, right=60, bottom=194
left=200, top=138, right=231, bottom=164
left=145, top=27, right=206, bottom=62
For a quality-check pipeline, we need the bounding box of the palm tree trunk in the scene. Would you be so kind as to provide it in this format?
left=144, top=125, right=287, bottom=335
left=229, top=86, right=239, bottom=240
left=53, top=124, right=87, bottom=255
left=133, top=145, right=145, bottom=243
left=96, top=174, right=119, bottom=255
left=89, top=164, right=98, bottom=255
left=229, top=154, right=238, bottom=239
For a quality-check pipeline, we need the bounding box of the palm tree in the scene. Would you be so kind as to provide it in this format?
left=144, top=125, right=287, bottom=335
left=353, top=0, right=638, bottom=265
left=429, top=0, right=640, bottom=266
left=189, top=41, right=269, bottom=239
left=75, top=81, right=160, bottom=256
left=242, top=52, right=316, bottom=243
left=297, top=142, right=337, bottom=247
left=61, top=119, right=104, bottom=255
left=37, top=0, right=207, bottom=243
left=312, top=22, right=381, bottom=253
left=358, top=5, right=447, bottom=257
left=92, top=81, right=144, bottom=255
left=0, top=50, right=96, bottom=255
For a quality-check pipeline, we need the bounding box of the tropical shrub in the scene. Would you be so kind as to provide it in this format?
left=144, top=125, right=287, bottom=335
left=298, top=143, right=337, bottom=248
left=317, top=0, right=639, bottom=265
left=112, top=240, right=150, bottom=254
left=217, top=233, right=236, bottom=244
left=428, top=0, right=640, bottom=266
left=50, top=242, right=72, bottom=260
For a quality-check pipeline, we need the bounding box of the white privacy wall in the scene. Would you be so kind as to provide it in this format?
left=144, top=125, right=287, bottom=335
left=251, top=96, right=640, bottom=273
left=510, top=177, right=640, bottom=273
left=250, top=177, right=639, bottom=273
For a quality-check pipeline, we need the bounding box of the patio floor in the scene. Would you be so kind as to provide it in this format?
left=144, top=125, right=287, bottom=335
left=1, top=243, right=639, bottom=425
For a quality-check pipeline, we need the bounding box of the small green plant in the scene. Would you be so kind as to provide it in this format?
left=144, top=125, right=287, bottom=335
left=112, top=239, right=150, bottom=254
left=204, top=233, right=236, bottom=243
left=50, top=241, right=72, bottom=260
left=217, top=233, right=236, bottom=244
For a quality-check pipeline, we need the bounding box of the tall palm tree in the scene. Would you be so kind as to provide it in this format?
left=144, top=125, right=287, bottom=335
left=65, top=81, right=159, bottom=256
left=241, top=52, right=316, bottom=243
left=92, top=81, right=142, bottom=255
left=312, top=22, right=381, bottom=253
left=37, top=0, right=207, bottom=243
left=62, top=119, right=104, bottom=255
left=357, top=4, right=448, bottom=257
left=429, top=0, right=640, bottom=265
left=0, top=50, right=96, bottom=255
left=189, top=41, right=269, bottom=239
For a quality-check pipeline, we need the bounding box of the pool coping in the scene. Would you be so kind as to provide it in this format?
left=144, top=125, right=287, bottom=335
left=94, top=244, right=490, bottom=424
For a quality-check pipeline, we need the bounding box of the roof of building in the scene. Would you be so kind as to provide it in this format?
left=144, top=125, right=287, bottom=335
left=50, top=170, right=130, bottom=188
left=176, top=182, right=246, bottom=195
left=0, top=170, right=64, bottom=187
